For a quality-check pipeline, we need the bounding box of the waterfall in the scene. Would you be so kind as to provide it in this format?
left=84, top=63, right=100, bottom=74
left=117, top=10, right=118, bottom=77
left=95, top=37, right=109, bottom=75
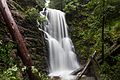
left=40, top=8, right=80, bottom=80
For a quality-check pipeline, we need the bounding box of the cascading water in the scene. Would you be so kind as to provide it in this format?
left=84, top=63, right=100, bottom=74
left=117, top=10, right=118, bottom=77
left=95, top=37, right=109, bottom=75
left=40, top=8, right=80, bottom=80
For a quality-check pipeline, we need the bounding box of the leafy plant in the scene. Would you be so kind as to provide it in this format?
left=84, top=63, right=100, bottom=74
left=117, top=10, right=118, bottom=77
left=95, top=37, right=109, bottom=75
left=64, top=0, right=120, bottom=79
left=25, top=8, right=46, bottom=26
left=0, top=65, right=22, bottom=80
left=31, top=66, right=49, bottom=80
left=0, top=42, right=14, bottom=67
left=21, top=66, right=49, bottom=80
left=0, top=41, right=23, bottom=80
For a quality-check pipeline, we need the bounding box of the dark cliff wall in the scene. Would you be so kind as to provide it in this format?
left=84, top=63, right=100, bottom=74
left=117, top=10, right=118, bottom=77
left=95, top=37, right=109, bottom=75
left=0, top=0, right=48, bottom=74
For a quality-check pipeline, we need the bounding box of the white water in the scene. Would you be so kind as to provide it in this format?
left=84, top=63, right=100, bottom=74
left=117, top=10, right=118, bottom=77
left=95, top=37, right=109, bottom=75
left=40, top=8, right=80, bottom=80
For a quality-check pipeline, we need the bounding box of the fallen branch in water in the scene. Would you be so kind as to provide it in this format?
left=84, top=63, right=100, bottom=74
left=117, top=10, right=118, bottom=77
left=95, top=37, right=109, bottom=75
left=75, top=51, right=97, bottom=80
left=71, top=66, right=84, bottom=75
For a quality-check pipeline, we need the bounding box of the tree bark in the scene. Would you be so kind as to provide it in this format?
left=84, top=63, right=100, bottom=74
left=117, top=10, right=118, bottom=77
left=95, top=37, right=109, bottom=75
left=0, top=0, right=36, bottom=80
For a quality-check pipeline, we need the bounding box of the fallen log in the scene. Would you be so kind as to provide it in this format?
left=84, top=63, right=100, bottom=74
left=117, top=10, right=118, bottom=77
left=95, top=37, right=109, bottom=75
left=0, top=0, right=37, bottom=80
left=108, top=44, right=120, bottom=55
left=97, top=43, right=120, bottom=63
left=75, top=43, right=120, bottom=79
left=73, top=43, right=120, bottom=80
left=75, top=51, right=96, bottom=80
left=71, top=65, right=85, bottom=75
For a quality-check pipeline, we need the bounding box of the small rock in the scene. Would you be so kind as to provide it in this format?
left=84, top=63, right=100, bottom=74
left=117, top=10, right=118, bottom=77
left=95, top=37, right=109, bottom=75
left=50, top=76, right=61, bottom=80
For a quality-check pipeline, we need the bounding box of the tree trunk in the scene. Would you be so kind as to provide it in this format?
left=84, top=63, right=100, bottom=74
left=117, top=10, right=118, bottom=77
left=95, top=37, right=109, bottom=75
left=0, top=0, right=36, bottom=80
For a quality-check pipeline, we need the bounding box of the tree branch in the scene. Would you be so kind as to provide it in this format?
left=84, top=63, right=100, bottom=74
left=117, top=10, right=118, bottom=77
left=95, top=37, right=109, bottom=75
left=75, top=51, right=96, bottom=80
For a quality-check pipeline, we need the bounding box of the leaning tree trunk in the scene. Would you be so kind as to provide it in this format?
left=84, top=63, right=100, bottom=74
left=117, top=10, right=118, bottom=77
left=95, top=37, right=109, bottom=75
left=0, top=0, right=36, bottom=80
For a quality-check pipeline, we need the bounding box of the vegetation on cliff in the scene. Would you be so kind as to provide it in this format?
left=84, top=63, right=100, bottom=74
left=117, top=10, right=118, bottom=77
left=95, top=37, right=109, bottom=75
left=64, top=0, right=120, bottom=79
left=0, top=0, right=120, bottom=80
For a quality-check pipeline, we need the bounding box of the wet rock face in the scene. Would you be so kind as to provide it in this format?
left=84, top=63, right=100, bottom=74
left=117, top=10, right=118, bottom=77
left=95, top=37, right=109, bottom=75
left=50, top=76, right=61, bottom=80
left=18, top=20, right=48, bottom=73
left=81, top=76, right=95, bottom=80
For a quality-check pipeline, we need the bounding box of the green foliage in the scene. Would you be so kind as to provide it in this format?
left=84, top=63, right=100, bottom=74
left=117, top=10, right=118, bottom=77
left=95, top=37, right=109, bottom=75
left=35, top=0, right=46, bottom=9
left=49, top=0, right=70, bottom=10
left=25, top=8, right=46, bottom=26
left=38, top=72, right=48, bottom=80
left=64, top=0, right=79, bottom=13
left=31, top=66, right=48, bottom=80
left=64, top=0, right=120, bottom=79
left=101, top=55, right=120, bottom=80
left=64, top=0, right=120, bottom=56
left=0, top=41, right=23, bottom=80
left=0, top=41, right=49, bottom=80
left=13, top=0, right=45, bottom=10
left=21, top=66, right=49, bottom=80
left=0, top=65, right=22, bottom=80
left=0, top=42, right=14, bottom=67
